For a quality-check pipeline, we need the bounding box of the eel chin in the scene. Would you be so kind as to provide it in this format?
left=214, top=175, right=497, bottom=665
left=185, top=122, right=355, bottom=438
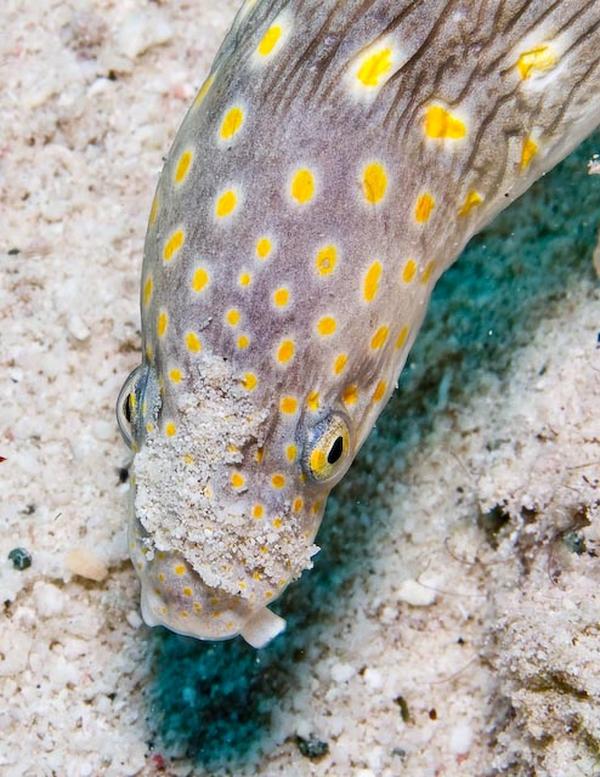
left=130, top=515, right=285, bottom=648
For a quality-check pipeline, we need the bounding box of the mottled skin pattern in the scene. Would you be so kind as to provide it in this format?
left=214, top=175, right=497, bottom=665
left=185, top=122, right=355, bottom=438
left=118, top=0, right=600, bottom=646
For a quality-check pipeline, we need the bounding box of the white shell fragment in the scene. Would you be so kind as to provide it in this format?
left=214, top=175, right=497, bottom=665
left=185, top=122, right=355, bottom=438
left=65, top=548, right=108, bottom=582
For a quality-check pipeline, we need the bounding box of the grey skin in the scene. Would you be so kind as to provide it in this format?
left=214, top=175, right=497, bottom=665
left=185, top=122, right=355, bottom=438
left=117, top=0, right=600, bottom=647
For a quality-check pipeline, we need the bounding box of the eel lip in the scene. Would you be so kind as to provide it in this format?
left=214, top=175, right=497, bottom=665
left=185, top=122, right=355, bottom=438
left=140, top=585, right=160, bottom=627
left=240, top=607, right=286, bottom=648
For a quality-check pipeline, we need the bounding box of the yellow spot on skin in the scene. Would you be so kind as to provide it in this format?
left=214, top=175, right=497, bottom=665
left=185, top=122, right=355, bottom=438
left=237, top=334, right=250, bottom=350
left=193, top=601, right=203, bottom=613
left=149, top=195, right=159, bottom=226
left=158, top=572, right=165, bottom=583
left=163, top=229, right=184, bottom=262
left=271, top=473, right=286, bottom=489
left=256, top=236, right=272, bottom=260
left=193, top=75, right=214, bottom=108
left=415, top=192, right=435, bottom=223
left=276, top=339, right=295, bottom=365
left=252, top=570, right=263, bottom=581
left=255, top=447, right=264, bottom=463
left=395, top=325, right=409, bottom=349
left=362, top=162, right=388, bottom=204
left=165, top=421, right=177, bottom=437
left=420, top=260, right=436, bottom=285
left=273, top=287, right=290, bottom=308
left=316, top=315, right=337, bottom=337
left=180, top=611, right=189, bottom=619
left=157, top=310, right=168, bottom=338
left=143, top=276, right=153, bottom=307
left=402, top=259, right=417, bottom=284
left=307, top=390, right=320, bottom=412
left=174, top=564, right=186, bottom=576
left=315, top=244, right=337, bottom=276
left=225, top=308, right=241, bottom=327
left=424, top=105, right=467, bottom=140
left=145, top=422, right=154, bottom=433
left=183, top=453, right=194, bottom=465
left=520, top=136, right=538, bottom=170
left=182, top=587, right=193, bottom=597
left=185, top=331, right=202, bottom=353
left=363, top=260, right=382, bottom=302
left=272, top=517, right=283, bottom=529
left=238, top=271, right=252, bottom=287
left=292, top=496, right=304, bottom=513
left=371, top=325, right=389, bottom=350
left=333, top=353, right=348, bottom=375
left=257, top=24, right=282, bottom=57
left=215, top=189, right=238, bottom=219
left=516, top=44, right=557, bottom=80
left=356, top=46, right=393, bottom=88
left=191, top=267, right=210, bottom=293
left=372, top=380, right=387, bottom=402
left=342, top=385, right=358, bottom=407
left=280, top=396, right=298, bottom=414
left=458, top=190, right=484, bottom=216
left=285, top=443, right=297, bottom=463
left=220, top=107, right=244, bottom=141
left=252, top=504, right=264, bottom=520
left=241, top=372, right=258, bottom=391
left=231, top=472, right=245, bottom=489
left=174, top=149, right=193, bottom=185
left=145, top=343, right=153, bottom=362
left=169, top=368, right=182, bottom=384
left=290, top=168, right=315, bottom=204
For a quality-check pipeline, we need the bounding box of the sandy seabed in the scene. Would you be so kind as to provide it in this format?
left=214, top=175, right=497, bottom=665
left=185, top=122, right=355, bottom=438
left=1, top=2, right=599, bottom=776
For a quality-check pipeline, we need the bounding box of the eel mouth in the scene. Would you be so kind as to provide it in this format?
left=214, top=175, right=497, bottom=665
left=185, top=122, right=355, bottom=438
left=129, top=514, right=285, bottom=647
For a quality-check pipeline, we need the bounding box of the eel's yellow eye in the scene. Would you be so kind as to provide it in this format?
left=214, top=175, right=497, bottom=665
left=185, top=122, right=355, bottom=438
left=303, top=414, right=351, bottom=483
left=116, top=365, right=146, bottom=449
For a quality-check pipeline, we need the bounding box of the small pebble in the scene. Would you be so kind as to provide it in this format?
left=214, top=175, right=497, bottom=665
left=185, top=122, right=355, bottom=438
left=330, top=662, right=356, bottom=683
left=363, top=667, right=383, bottom=690
left=115, top=11, right=173, bottom=59
left=396, top=579, right=437, bottom=607
left=450, top=722, right=473, bottom=754
left=67, top=314, right=90, bottom=341
left=66, top=547, right=108, bottom=582
left=8, top=547, right=32, bottom=570
left=295, top=735, right=329, bottom=760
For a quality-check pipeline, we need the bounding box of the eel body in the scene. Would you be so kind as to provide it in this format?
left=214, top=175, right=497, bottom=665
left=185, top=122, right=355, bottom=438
left=117, top=0, right=600, bottom=647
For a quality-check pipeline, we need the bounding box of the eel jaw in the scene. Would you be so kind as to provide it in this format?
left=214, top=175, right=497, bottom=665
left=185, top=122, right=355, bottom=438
left=140, top=580, right=285, bottom=647
left=239, top=607, right=286, bottom=648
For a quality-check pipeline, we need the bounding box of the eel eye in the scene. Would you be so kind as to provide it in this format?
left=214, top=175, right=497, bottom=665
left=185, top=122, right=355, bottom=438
left=303, top=414, right=351, bottom=483
left=116, top=366, right=143, bottom=448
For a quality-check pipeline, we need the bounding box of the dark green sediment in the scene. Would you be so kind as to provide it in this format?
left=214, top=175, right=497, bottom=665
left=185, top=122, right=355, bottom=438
left=147, top=132, right=599, bottom=770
